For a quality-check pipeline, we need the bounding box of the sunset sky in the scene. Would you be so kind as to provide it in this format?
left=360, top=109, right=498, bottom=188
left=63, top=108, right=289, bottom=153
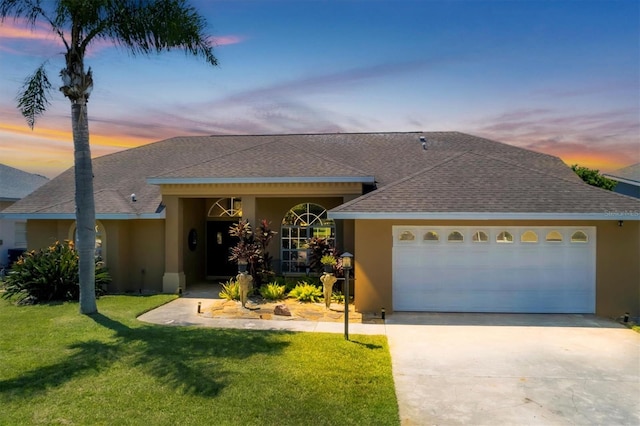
left=0, top=0, right=638, bottom=179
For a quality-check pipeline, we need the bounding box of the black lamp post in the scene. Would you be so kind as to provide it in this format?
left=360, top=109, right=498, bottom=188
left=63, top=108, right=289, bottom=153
left=341, top=252, right=353, bottom=341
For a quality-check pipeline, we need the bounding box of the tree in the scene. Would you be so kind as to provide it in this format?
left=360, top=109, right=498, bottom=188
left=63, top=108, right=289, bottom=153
left=0, top=0, right=217, bottom=314
left=571, top=164, right=617, bottom=191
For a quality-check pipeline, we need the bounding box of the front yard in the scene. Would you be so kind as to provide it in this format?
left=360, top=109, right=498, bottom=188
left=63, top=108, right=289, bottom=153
left=0, top=295, right=399, bottom=425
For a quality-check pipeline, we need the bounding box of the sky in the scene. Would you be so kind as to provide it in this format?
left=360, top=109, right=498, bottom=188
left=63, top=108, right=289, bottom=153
left=0, top=0, right=638, bottom=179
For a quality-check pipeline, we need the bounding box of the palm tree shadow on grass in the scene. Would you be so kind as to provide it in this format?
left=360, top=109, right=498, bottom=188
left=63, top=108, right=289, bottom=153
left=0, top=313, right=291, bottom=399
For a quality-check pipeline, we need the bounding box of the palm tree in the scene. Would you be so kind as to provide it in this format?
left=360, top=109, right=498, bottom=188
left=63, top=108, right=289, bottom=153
left=0, top=0, right=217, bottom=314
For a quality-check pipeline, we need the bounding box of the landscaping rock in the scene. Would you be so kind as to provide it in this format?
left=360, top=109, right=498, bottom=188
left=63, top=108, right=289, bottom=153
left=274, top=304, right=292, bottom=316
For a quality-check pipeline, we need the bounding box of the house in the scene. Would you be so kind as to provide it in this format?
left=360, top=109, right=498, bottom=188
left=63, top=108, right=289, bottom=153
left=0, top=164, right=49, bottom=267
left=4, top=132, right=639, bottom=318
left=604, top=163, right=640, bottom=199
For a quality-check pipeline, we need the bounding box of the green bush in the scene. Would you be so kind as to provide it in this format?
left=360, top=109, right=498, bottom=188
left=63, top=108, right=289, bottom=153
left=288, top=282, right=323, bottom=303
left=331, top=291, right=345, bottom=303
left=259, top=282, right=286, bottom=300
left=219, top=279, right=240, bottom=300
left=2, top=240, right=110, bottom=305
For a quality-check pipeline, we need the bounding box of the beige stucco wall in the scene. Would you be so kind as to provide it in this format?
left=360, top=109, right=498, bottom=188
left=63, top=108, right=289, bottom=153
left=354, top=219, right=640, bottom=319
left=26, top=218, right=165, bottom=293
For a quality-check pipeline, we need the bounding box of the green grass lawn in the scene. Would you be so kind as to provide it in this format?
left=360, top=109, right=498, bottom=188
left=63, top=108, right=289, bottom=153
left=0, top=295, right=399, bottom=425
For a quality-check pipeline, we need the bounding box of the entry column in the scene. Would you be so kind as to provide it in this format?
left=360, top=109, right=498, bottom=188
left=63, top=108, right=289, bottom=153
left=162, top=195, right=185, bottom=293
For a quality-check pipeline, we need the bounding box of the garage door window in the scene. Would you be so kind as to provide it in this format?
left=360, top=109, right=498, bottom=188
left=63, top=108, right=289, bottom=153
left=399, top=231, right=416, bottom=241
left=448, top=231, right=464, bottom=242
left=546, top=231, right=563, bottom=242
left=424, top=231, right=439, bottom=241
left=571, top=231, right=588, bottom=243
left=496, top=231, right=513, bottom=243
left=472, top=231, right=488, bottom=242
left=521, top=230, right=538, bottom=243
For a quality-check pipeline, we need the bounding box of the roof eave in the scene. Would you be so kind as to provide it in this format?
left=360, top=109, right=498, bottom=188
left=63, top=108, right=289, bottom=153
left=147, top=176, right=376, bottom=185
left=603, top=175, right=640, bottom=187
left=1, top=212, right=166, bottom=220
left=328, top=211, right=640, bottom=221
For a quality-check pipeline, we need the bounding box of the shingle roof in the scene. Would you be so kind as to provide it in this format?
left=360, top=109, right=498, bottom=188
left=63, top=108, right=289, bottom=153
left=330, top=151, right=640, bottom=216
left=604, top=163, right=640, bottom=186
left=0, top=164, right=49, bottom=201
left=6, top=131, right=637, bottom=218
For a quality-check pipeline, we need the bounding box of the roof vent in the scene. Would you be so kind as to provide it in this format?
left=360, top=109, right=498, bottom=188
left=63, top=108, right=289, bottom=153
left=419, top=136, right=427, bottom=150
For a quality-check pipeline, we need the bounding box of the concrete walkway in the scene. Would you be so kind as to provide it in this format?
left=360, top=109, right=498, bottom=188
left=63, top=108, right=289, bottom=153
left=138, top=286, right=640, bottom=425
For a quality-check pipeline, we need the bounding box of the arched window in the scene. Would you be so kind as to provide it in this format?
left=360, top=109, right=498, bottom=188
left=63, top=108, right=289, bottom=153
left=546, top=231, right=563, bottom=242
left=570, top=231, right=588, bottom=243
left=399, top=231, right=416, bottom=241
left=448, top=231, right=464, bottom=242
left=424, top=231, right=439, bottom=241
left=208, top=197, right=242, bottom=217
left=496, top=231, right=513, bottom=243
left=472, top=231, right=488, bottom=242
left=521, top=231, right=538, bottom=243
left=281, top=203, right=335, bottom=273
left=69, top=220, right=106, bottom=266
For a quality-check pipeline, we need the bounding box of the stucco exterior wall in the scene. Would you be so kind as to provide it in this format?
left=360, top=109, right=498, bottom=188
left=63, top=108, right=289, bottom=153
left=354, top=219, right=639, bottom=319
left=26, top=219, right=165, bottom=294
left=182, top=198, right=206, bottom=286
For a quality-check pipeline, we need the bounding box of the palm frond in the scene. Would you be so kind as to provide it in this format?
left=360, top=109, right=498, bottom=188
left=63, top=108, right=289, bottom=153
left=16, top=63, right=52, bottom=129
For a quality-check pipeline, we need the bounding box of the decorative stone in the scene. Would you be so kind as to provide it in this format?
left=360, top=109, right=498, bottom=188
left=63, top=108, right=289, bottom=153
left=274, top=304, right=292, bottom=316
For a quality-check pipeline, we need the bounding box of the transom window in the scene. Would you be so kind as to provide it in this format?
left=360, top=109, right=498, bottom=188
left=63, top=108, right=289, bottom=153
left=208, top=198, right=242, bottom=217
left=448, top=231, right=464, bottom=242
left=496, top=231, right=513, bottom=243
left=281, top=203, right=335, bottom=274
left=472, top=231, right=488, bottom=242
left=521, top=231, right=538, bottom=243
left=571, top=231, right=588, bottom=243
left=424, top=231, right=439, bottom=241
left=546, top=231, right=563, bottom=242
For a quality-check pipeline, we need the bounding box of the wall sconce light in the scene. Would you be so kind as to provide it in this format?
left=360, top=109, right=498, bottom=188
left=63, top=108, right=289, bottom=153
left=618, top=220, right=624, bottom=227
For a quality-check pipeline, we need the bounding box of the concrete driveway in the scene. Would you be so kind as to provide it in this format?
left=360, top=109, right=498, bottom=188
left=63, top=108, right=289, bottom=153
left=385, top=313, right=640, bottom=425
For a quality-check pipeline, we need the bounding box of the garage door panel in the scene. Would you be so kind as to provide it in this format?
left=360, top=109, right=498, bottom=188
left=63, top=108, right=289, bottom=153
left=392, top=226, right=595, bottom=313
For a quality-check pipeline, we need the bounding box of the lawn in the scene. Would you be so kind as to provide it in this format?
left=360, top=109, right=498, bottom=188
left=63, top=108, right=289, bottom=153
left=0, top=295, right=399, bottom=425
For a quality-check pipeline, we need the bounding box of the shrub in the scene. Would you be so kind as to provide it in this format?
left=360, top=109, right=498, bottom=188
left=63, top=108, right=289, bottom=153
left=219, top=279, right=240, bottom=300
left=259, top=282, right=286, bottom=300
left=2, top=240, right=109, bottom=305
left=288, top=282, right=323, bottom=303
left=331, top=291, right=345, bottom=303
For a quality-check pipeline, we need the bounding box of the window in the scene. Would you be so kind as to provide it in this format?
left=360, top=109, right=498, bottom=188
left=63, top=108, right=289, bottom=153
left=69, top=220, right=106, bottom=266
left=281, top=203, right=334, bottom=273
left=447, top=231, right=464, bottom=242
left=571, top=231, right=588, bottom=243
left=496, top=231, right=513, bottom=243
left=14, top=222, right=27, bottom=248
left=521, top=230, right=538, bottom=243
left=472, top=231, right=488, bottom=242
left=208, top=197, right=242, bottom=217
left=399, top=231, right=416, bottom=241
left=424, top=231, right=439, bottom=241
left=546, top=231, right=563, bottom=242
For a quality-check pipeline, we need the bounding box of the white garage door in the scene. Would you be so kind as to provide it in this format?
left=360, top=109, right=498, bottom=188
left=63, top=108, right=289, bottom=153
left=392, top=226, right=596, bottom=313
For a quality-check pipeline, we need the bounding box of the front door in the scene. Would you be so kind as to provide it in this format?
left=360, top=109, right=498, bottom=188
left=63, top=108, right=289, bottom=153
left=206, top=220, right=238, bottom=277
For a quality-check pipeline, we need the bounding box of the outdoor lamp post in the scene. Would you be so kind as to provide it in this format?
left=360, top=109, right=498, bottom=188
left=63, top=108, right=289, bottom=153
left=341, top=252, right=353, bottom=341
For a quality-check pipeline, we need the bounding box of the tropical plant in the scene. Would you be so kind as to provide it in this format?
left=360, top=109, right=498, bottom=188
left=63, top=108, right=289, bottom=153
left=218, top=279, right=240, bottom=301
left=228, top=219, right=276, bottom=285
left=288, top=282, right=323, bottom=303
left=331, top=291, right=345, bottom=303
left=2, top=240, right=109, bottom=305
left=307, top=237, right=342, bottom=275
left=320, top=255, right=337, bottom=266
left=571, top=164, right=617, bottom=191
left=259, top=282, right=286, bottom=301
left=0, top=0, right=217, bottom=314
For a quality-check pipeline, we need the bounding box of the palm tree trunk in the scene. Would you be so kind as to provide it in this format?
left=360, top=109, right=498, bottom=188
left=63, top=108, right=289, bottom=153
left=71, top=102, right=97, bottom=314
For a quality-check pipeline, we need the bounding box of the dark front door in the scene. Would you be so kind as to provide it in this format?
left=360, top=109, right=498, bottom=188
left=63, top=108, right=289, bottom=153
left=206, top=220, right=238, bottom=277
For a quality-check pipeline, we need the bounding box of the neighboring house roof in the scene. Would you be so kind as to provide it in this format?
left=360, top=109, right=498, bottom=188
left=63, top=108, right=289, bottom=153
left=604, top=163, right=640, bottom=187
left=5, top=132, right=639, bottom=220
left=0, top=163, right=49, bottom=202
